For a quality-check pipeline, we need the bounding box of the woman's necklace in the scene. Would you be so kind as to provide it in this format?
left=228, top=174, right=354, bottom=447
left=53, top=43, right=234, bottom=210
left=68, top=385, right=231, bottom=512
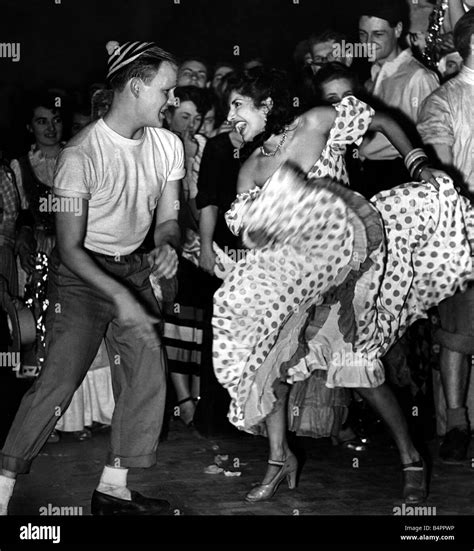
left=260, top=126, right=288, bottom=157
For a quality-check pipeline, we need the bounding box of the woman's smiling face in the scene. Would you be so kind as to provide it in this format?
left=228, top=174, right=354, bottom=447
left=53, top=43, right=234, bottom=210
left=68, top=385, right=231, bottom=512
left=227, top=91, right=267, bottom=142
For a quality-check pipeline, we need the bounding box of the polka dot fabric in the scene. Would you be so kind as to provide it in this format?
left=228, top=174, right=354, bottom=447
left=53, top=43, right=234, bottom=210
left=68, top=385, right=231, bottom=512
left=213, top=169, right=474, bottom=434
left=307, top=95, right=375, bottom=186
left=213, top=165, right=359, bottom=432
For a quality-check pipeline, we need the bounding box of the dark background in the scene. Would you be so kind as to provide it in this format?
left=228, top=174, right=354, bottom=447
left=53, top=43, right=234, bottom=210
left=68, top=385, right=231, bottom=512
left=0, top=0, right=365, bottom=155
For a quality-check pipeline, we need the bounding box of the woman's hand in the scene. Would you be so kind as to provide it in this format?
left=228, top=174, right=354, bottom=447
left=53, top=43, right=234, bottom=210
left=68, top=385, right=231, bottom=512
left=419, top=167, right=442, bottom=190
left=199, top=244, right=216, bottom=275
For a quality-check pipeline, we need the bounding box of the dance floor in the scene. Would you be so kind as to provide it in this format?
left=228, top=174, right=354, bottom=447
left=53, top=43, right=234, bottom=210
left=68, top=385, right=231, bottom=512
left=5, top=418, right=473, bottom=516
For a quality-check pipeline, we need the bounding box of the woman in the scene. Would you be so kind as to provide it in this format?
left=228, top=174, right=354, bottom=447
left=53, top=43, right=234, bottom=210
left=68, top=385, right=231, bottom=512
left=162, top=86, right=212, bottom=426
left=211, top=68, right=474, bottom=503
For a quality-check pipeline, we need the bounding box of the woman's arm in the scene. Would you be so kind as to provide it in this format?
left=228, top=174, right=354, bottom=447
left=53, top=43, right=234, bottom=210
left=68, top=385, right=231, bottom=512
left=369, top=112, right=414, bottom=157
left=369, top=111, right=440, bottom=188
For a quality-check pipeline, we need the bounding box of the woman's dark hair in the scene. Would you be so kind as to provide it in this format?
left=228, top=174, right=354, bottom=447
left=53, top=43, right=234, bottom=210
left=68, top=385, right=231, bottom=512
left=25, top=91, right=66, bottom=127
left=170, top=85, right=211, bottom=118
left=312, top=62, right=361, bottom=104
left=226, top=67, right=296, bottom=139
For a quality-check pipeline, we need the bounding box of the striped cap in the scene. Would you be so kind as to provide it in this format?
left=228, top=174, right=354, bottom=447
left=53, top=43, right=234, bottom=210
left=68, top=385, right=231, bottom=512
left=106, top=41, right=156, bottom=79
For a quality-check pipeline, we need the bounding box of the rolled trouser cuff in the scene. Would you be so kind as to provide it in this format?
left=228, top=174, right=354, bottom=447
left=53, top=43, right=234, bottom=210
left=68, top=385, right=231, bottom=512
left=0, top=452, right=32, bottom=474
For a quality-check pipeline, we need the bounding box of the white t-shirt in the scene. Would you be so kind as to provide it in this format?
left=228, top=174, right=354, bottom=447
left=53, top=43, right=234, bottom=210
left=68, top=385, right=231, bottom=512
left=53, top=119, right=185, bottom=255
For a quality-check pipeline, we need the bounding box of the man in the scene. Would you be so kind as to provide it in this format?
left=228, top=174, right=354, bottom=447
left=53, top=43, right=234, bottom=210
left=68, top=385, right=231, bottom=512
left=0, top=40, right=184, bottom=515
left=357, top=0, right=439, bottom=194
left=417, top=9, right=474, bottom=463
left=309, top=29, right=353, bottom=74
left=177, top=58, right=209, bottom=88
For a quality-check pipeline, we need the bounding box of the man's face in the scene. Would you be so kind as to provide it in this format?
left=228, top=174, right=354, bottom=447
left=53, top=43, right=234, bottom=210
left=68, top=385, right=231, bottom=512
left=359, top=16, right=401, bottom=64
left=311, top=40, right=339, bottom=74
left=28, top=106, right=63, bottom=147
left=177, top=60, right=208, bottom=88
left=71, top=113, right=91, bottom=136
left=211, top=65, right=233, bottom=91
left=137, top=61, right=177, bottom=128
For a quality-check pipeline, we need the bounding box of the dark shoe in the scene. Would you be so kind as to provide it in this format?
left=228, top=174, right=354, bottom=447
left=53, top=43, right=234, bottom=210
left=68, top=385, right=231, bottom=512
left=175, top=396, right=197, bottom=428
left=47, top=429, right=60, bottom=443
left=331, top=426, right=368, bottom=452
left=72, top=428, right=92, bottom=442
left=402, top=459, right=427, bottom=504
left=91, top=490, right=171, bottom=515
left=439, top=427, right=470, bottom=464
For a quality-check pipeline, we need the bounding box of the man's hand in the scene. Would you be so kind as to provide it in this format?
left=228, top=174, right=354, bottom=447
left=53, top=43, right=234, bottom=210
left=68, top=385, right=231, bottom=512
left=15, top=229, right=36, bottom=274
left=113, top=291, right=161, bottom=350
left=199, top=244, right=216, bottom=275
left=147, top=244, right=178, bottom=279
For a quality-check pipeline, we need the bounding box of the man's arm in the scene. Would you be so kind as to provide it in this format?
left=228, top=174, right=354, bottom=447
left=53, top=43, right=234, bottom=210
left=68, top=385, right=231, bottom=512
left=148, top=179, right=180, bottom=279
left=153, top=179, right=181, bottom=249
left=56, top=201, right=160, bottom=348
left=199, top=205, right=218, bottom=275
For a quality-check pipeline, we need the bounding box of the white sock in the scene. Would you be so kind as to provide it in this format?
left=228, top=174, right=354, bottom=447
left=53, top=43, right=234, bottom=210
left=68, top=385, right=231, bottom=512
left=0, top=475, right=16, bottom=515
left=96, top=465, right=131, bottom=500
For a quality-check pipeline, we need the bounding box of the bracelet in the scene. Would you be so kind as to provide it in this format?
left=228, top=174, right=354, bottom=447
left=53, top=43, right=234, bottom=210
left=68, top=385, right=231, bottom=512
left=404, top=148, right=426, bottom=171
left=409, top=157, right=429, bottom=179
left=412, top=161, right=430, bottom=180
left=408, top=155, right=429, bottom=179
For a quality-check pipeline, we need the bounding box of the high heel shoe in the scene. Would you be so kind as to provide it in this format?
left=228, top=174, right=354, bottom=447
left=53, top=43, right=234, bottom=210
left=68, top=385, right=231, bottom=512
left=245, top=453, right=298, bottom=502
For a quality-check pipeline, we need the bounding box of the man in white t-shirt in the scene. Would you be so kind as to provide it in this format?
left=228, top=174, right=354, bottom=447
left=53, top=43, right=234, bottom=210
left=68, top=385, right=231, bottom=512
left=0, top=41, right=184, bottom=515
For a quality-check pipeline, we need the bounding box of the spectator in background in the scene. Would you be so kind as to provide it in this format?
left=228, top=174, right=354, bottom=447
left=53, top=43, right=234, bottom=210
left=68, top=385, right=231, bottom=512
left=309, top=29, right=353, bottom=75
left=71, top=102, right=92, bottom=137
left=243, top=57, right=264, bottom=70
left=417, top=8, right=474, bottom=463
left=163, top=85, right=210, bottom=427
left=356, top=0, right=439, bottom=194
left=211, top=62, right=235, bottom=93
left=0, top=159, right=21, bottom=297
left=177, top=58, right=209, bottom=88
left=199, top=89, right=220, bottom=139
left=293, top=38, right=317, bottom=110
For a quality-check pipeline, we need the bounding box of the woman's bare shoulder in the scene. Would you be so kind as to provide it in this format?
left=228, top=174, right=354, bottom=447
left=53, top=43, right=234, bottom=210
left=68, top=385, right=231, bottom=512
left=300, top=105, right=337, bottom=133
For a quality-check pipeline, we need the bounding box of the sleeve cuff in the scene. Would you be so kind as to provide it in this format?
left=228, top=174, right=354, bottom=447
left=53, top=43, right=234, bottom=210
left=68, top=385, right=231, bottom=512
left=168, top=168, right=186, bottom=181
left=53, top=187, right=91, bottom=200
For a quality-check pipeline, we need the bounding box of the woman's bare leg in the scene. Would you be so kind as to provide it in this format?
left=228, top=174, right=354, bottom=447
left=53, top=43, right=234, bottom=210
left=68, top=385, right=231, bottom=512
left=260, top=382, right=292, bottom=484
left=356, top=383, right=420, bottom=464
